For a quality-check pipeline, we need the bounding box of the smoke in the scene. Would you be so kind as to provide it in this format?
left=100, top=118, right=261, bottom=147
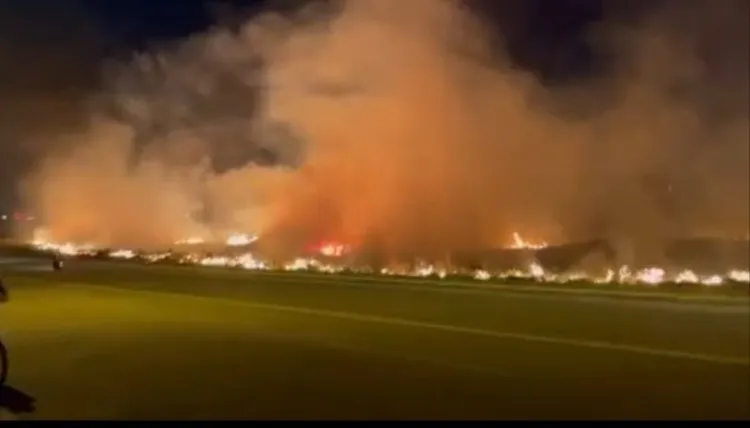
left=0, top=1, right=110, bottom=208
left=19, top=0, right=749, bottom=263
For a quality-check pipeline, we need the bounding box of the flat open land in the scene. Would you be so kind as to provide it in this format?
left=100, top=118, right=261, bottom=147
left=0, top=256, right=748, bottom=420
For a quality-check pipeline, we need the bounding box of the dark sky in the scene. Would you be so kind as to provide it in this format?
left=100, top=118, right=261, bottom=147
left=81, top=0, right=609, bottom=81
left=0, top=0, right=621, bottom=211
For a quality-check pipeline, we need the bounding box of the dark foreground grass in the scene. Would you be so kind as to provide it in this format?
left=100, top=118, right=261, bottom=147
left=1, top=258, right=749, bottom=419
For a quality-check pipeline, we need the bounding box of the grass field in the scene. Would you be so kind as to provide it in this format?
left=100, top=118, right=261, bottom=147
left=0, top=256, right=748, bottom=420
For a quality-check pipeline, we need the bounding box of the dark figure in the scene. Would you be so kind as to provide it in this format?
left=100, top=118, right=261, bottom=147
left=0, top=279, right=7, bottom=303
left=52, top=257, right=64, bottom=271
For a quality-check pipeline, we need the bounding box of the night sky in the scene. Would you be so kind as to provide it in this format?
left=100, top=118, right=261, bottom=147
left=80, top=0, right=611, bottom=81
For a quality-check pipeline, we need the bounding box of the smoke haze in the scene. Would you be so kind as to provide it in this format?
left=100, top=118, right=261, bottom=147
left=0, top=1, right=109, bottom=208
left=18, top=0, right=750, bottom=266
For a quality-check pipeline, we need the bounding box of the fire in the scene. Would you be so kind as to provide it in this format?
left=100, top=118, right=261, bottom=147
left=25, top=228, right=750, bottom=287
left=31, top=228, right=97, bottom=256
left=320, top=243, right=350, bottom=257
left=510, top=232, right=548, bottom=250
left=175, top=236, right=205, bottom=245
left=728, top=270, right=750, bottom=282
left=109, top=249, right=136, bottom=259
left=309, top=240, right=352, bottom=257
left=226, top=233, right=258, bottom=247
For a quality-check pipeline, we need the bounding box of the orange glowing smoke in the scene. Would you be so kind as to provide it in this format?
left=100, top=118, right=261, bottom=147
left=17, top=0, right=750, bottom=265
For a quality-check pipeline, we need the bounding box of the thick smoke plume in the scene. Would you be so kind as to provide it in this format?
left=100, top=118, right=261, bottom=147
left=19, top=0, right=749, bottom=266
left=0, top=2, right=108, bottom=207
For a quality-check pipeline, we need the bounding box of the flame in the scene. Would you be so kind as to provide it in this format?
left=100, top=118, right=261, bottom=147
left=109, top=249, right=136, bottom=259
left=226, top=233, right=258, bottom=247
left=318, top=242, right=351, bottom=257
left=31, top=228, right=97, bottom=256
left=175, top=236, right=205, bottom=245
left=144, top=252, right=171, bottom=263
left=510, top=232, right=548, bottom=250
left=26, top=229, right=749, bottom=287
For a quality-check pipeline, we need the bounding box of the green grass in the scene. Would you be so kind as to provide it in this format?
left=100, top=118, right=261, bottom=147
left=1, top=259, right=749, bottom=419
